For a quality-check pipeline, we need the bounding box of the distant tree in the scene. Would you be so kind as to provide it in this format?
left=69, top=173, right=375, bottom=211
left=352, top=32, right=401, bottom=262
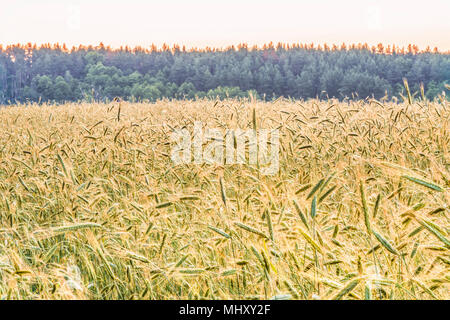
left=0, top=43, right=448, bottom=103
left=22, top=86, right=38, bottom=101
left=131, top=83, right=162, bottom=101
left=319, top=67, right=344, bottom=98
left=426, top=81, right=449, bottom=100
left=53, top=76, right=71, bottom=101
left=32, top=75, right=53, bottom=101
left=84, top=51, right=104, bottom=66
left=176, top=82, right=197, bottom=99
left=207, top=86, right=246, bottom=99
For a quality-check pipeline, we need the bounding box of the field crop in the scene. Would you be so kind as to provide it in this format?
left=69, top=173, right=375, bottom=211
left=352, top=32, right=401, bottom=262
left=0, top=98, right=448, bottom=300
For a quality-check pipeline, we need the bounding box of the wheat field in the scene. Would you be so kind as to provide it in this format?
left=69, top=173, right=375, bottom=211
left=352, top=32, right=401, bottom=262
left=0, top=98, right=448, bottom=300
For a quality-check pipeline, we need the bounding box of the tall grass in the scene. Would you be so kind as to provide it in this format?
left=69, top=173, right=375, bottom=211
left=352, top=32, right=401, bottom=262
left=0, top=98, right=448, bottom=300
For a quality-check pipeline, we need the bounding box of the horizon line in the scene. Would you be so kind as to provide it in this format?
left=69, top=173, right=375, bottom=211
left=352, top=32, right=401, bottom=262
left=1, top=41, right=449, bottom=54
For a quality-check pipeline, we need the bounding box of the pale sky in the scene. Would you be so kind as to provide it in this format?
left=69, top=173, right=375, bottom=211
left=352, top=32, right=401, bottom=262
left=1, top=0, right=449, bottom=51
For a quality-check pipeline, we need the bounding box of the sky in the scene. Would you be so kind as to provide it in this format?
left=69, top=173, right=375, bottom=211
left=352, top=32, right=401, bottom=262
left=1, top=0, right=449, bottom=51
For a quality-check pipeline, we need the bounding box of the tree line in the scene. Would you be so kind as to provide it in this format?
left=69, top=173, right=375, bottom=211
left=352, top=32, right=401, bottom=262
left=0, top=42, right=449, bottom=104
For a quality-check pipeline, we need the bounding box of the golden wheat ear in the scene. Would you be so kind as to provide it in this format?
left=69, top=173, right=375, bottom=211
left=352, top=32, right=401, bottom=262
left=1, top=98, right=448, bottom=300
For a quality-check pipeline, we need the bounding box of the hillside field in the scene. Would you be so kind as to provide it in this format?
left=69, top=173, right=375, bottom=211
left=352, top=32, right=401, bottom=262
left=0, top=98, right=448, bottom=300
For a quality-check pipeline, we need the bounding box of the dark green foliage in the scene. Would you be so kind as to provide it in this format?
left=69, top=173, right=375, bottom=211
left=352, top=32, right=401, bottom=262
left=0, top=44, right=448, bottom=104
